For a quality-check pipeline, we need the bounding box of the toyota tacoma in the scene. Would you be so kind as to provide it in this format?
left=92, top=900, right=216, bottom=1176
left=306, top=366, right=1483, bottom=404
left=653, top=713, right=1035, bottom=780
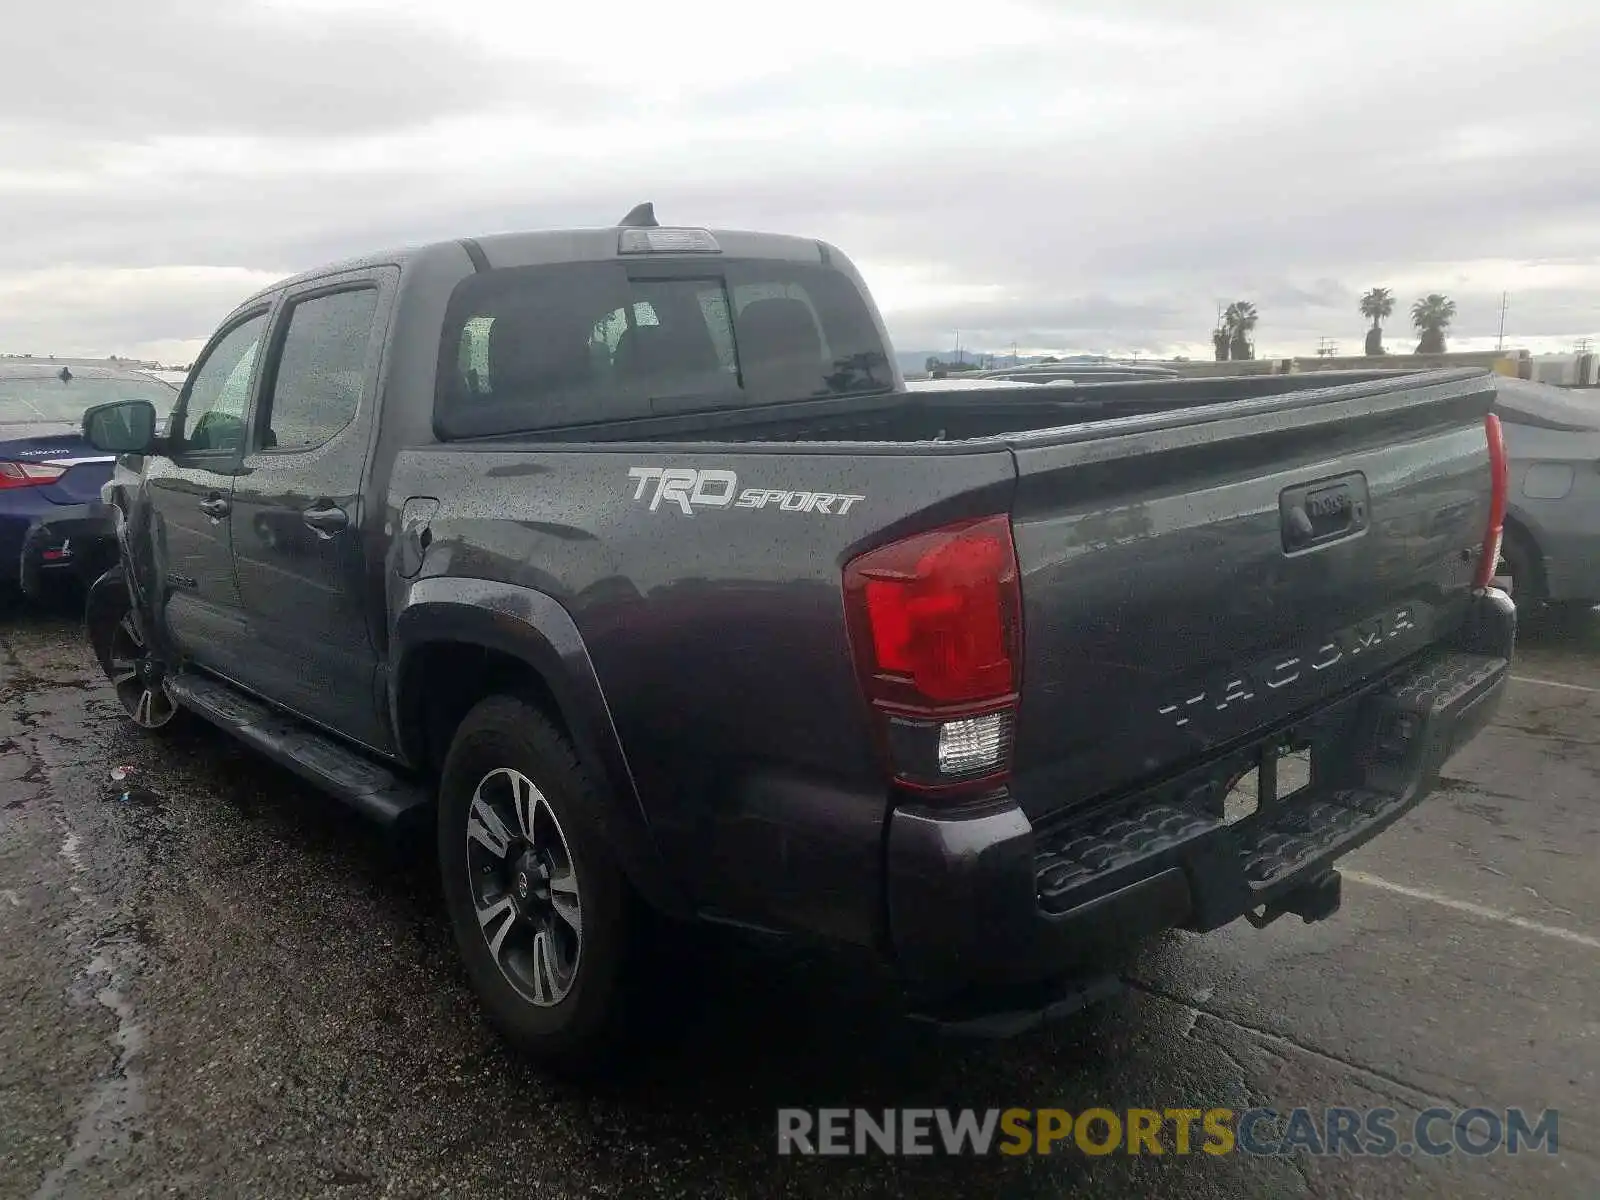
left=80, top=205, right=1515, bottom=1067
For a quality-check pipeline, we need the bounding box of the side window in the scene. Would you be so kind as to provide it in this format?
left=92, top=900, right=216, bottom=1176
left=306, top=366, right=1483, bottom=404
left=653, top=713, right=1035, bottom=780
left=179, top=313, right=267, bottom=454
left=261, top=288, right=379, bottom=452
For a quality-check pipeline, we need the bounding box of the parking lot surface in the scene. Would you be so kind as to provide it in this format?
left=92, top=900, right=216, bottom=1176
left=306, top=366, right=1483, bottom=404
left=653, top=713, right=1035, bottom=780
left=2, top=593, right=1596, bottom=1199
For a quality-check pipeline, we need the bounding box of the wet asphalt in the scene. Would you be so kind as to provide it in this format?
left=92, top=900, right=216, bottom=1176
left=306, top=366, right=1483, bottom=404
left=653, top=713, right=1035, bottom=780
left=1, top=590, right=1596, bottom=1199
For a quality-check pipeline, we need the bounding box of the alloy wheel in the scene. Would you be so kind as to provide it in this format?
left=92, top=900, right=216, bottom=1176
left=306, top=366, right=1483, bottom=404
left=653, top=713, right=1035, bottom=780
left=464, top=767, right=583, bottom=1007
left=106, top=610, right=179, bottom=729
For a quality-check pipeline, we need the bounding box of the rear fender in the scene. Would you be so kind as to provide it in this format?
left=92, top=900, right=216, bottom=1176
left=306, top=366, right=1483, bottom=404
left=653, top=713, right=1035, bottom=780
left=391, top=576, right=686, bottom=917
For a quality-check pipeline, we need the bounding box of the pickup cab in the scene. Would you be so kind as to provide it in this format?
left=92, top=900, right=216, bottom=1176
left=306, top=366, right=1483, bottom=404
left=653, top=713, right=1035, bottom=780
left=81, top=207, right=1515, bottom=1067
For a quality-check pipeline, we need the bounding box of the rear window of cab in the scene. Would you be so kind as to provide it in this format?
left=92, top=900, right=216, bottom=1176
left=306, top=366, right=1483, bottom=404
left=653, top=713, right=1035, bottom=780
left=434, top=259, right=892, bottom=438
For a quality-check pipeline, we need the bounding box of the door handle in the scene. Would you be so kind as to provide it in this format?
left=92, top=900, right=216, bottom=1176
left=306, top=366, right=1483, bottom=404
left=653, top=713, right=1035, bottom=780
left=199, top=495, right=230, bottom=520
left=302, top=503, right=349, bottom=538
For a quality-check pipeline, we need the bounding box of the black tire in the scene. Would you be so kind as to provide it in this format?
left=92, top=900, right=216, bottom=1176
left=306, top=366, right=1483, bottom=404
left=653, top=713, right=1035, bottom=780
left=438, top=695, right=642, bottom=1072
left=87, top=589, right=185, bottom=732
left=1499, top=529, right=1596, bottom=629
left=1499, top=527, right=1544, bottom=603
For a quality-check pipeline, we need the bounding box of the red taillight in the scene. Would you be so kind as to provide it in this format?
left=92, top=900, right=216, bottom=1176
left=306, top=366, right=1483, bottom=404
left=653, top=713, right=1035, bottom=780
left=843, top=516, right=1022, bottom=793
left=1474, top=412, right=1508, bottom=589
left=0, top=460, right=67, bottom=489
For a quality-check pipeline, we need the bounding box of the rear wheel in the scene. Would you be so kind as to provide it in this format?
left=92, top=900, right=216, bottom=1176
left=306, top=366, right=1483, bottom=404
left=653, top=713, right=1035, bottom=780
left=1498, top=527, right=1544, bottom=603
left=438, top=695, right=645, bottom=1072
left=1499, top=529, right=1596, bottom=627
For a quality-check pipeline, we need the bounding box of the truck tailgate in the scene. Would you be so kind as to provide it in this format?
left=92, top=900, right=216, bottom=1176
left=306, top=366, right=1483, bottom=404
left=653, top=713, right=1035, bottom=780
left=1006, top=369, right=1498, bottom=821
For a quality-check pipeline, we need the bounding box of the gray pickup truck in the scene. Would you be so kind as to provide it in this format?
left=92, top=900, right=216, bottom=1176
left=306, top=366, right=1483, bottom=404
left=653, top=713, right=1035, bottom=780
left=80, top=206, right=1515, bottom=1068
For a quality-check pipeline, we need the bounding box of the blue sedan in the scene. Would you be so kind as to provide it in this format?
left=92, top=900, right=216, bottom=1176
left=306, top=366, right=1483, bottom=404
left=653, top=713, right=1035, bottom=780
left=0, top=361, right=178, bottom=597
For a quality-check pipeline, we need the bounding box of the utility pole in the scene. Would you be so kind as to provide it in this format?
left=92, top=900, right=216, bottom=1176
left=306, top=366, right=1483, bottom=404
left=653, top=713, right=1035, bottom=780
left=954, top=330, right=962, bottom=365
left=1496, top=292, right=1508, bottom=351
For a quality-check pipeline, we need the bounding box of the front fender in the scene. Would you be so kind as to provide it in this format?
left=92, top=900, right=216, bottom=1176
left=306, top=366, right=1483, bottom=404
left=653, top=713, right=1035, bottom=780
left=96, top=479, right=183, bottom=666
left=84, top=564, right=133, bottom=672
left=391, top=576, right=686, bottom=917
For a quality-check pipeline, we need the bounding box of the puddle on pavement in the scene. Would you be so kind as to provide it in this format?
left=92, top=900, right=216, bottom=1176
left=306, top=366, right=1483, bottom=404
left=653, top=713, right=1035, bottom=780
left=32, top=938, right=149, bottom=1200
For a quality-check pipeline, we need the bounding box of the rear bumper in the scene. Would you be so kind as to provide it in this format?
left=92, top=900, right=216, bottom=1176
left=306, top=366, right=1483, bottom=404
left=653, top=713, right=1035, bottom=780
left=0, top=491, right=60, bottom=584
left=14, top=501, right=116, bottom=595
left=1541, top=547, right=1600, bottom=605
left=885, top=588, right=1515, bottom=997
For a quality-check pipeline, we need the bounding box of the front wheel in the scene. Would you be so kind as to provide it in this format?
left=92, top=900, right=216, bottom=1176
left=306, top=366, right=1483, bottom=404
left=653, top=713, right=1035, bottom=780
left=88, top=591, right=182, bottom=731
left=437, top=695, right=643, bottom=1072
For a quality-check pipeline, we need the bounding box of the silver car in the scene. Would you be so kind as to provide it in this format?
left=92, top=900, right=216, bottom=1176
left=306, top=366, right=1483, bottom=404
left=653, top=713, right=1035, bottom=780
left=1495, top=377, right=1600, bottom=612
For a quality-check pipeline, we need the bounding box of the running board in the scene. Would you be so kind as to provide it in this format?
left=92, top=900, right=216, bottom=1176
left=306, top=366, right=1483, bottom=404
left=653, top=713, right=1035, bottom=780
left=164, top=674, right=432, bottom=832
left=904, top=973, right=1125, bottom=1038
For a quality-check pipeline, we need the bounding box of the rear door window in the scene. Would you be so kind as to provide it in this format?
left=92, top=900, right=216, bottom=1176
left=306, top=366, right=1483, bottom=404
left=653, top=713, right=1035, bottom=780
left=259, top=287, right=379, bottom=452
left=435, top=260, right=891, bottom=438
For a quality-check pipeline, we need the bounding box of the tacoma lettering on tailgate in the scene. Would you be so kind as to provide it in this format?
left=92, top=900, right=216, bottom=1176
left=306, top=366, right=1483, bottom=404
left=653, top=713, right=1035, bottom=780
left=1158, top=606, right=1418, bottom=729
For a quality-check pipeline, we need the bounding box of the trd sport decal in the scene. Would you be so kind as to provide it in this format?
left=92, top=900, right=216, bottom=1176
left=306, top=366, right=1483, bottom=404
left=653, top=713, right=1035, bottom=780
left=627, top=467, right=865, bottom=516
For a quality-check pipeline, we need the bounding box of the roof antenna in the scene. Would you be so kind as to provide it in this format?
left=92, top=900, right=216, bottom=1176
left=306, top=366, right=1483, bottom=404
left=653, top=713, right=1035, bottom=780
left=617, top=202, right=659, bottom=228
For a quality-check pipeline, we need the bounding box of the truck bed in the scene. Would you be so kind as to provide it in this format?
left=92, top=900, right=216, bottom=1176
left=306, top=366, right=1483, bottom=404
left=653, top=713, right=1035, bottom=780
left=491, top=368, right=1470, bottom=447
left=390, top=367, right=1499, bottom=939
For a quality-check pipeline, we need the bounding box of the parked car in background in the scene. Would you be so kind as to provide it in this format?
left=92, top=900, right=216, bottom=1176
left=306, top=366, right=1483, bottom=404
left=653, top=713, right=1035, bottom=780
left=0, top=362, right=179, bottom=597
left=1491, top=378, right=1600, bottom=614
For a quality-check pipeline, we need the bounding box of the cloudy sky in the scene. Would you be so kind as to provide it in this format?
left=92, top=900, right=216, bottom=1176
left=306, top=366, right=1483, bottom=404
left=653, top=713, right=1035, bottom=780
left=4, top=0, right=1597, bottom=364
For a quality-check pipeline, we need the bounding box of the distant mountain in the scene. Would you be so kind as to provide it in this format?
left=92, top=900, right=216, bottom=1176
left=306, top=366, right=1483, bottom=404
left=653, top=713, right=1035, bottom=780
left=895, top=350, right=948, bottom=375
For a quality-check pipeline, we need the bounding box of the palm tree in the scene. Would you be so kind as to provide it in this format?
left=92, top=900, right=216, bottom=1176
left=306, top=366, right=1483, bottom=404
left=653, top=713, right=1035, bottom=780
left=1411, top=294, right=1457, bottom=354
left=1224, top=301, right=1258, bottom=361
left=1359, top=287, right=1394, bottom=356
left=1211, top=326, right=1230, bottom=361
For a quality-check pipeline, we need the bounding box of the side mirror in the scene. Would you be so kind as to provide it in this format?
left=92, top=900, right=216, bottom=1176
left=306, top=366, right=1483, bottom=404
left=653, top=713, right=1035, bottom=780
left=82, top=400, right=159, bottom=454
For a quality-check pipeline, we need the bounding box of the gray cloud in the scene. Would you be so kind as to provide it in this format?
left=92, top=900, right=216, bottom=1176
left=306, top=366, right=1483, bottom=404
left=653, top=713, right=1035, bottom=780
left=1, top=0, right=1596, bottom=360
left=0, top=270, right=271, bottom=356
left=883, top=283, right=1594, bottom=360
left=0, top=0, right=599, bottom=140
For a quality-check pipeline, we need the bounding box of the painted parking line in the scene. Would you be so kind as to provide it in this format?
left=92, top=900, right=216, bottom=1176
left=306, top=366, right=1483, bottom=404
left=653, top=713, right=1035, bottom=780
left=1510, top=674, right=1600, bottom=695
left=1343, top=871, right=1600, bottom=951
